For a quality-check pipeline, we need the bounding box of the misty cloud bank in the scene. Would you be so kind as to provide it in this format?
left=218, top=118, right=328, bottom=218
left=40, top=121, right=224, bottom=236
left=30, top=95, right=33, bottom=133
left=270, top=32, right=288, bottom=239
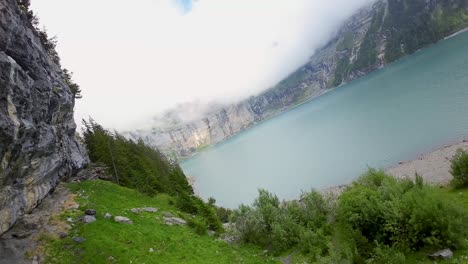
left=32, top=0, right=375, bottom=130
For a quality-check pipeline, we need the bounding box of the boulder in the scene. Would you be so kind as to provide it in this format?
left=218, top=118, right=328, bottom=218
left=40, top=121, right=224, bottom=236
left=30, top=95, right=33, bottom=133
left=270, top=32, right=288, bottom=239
left=130, top=208, right=140, bottom=213
left=83, top=215, right=96, bottom=224
left=428, top=249, right=453, bottom=260
left=85, top=209, right=96, bottom=216
left=104, top=213, right=112, bottom=219
left=72, top=237, right=86, bottom=243
left=141, top=207, right=158, bottom=213
left=162, top=212, right=174, bottom=217
left=114, top=216, right=133, bottom=224
left=163, top=217, right=186, bottom=225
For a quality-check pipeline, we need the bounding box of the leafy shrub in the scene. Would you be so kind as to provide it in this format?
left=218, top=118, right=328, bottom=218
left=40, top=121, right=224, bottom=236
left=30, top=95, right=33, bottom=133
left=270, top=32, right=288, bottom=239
left=175, top=193, right=223, bottom=233
left=450, top=148, right=468, bottom=187
left=367, top=243, right=406, bottom=264
left=233, top=189, right=330, bottom=254
left=187, top=218, right=208, bottom=235
left=338, top=169, right=467, bottom=254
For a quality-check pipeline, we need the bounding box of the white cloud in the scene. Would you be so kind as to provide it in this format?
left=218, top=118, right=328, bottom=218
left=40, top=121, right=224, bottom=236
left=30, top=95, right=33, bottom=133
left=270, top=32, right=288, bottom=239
left=31, top=0, right=375, bottom=130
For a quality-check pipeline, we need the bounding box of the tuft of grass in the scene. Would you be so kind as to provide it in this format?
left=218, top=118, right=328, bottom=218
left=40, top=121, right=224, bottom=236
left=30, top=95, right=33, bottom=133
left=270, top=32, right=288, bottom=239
left=43, top=180, right=278, bottom=264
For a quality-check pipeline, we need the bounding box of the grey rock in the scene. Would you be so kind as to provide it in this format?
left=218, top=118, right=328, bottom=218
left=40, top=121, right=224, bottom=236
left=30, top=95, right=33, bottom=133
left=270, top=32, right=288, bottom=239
left=66, top=217, right=73, bottom=223
left=163, top=216, right=186, bottom=225
left=114, top=216, right=133, bottom=224
left=130, top=207, right=158, bottom=213
left=104, top=213, right=112, bottom=219
left=141, top=207, right=158, bottom=213
left=429, top=248, right=453, bottom=260
left=207, top=230, right=216, bottom=236
left=58, top=232, right=68, bottom=239
left=72, top=236, right=86, bottom=243
left=82, top=215, right=96, bottom=224
left=0, top=0, right=89, bottom=235
left=149, top=248, right=154, bottom=253
left=162, top=212, right=174, bottom=217
left=85, top=209, right=96, bottom=216
left=11, top=230, right=32, bottom=239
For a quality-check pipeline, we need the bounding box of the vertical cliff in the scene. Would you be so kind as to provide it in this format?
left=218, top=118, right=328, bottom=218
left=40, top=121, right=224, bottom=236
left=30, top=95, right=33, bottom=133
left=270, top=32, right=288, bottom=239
left=0, top=0, right=88, bottom=235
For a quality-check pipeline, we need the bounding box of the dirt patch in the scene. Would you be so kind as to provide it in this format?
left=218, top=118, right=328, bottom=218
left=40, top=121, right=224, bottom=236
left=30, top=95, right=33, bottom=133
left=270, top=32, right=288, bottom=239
left=0, top=183, right=74, bottom=264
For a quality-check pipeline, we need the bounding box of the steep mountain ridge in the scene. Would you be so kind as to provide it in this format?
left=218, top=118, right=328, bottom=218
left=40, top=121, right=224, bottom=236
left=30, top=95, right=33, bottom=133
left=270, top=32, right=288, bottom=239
left=130, top=0, right=468, bottom=159
left=0, top=0, right=88, bottom=235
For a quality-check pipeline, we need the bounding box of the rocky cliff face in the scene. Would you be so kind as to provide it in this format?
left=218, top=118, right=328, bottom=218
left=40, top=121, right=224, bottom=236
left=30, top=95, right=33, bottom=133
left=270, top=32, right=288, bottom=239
left=0, top=0, right=88, bottom=235
left=130, top=0, right=468, bottom=160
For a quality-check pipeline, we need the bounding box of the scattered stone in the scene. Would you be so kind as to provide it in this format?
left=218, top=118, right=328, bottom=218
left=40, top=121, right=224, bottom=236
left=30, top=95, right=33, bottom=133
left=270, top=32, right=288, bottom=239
left=130, top=208, right=140, bottom=213
left=83, top=215, right=96, bottom=223
left=85, top=209, right=96, bottom=216
left=162, top=212, right=174, bottom=217
left=222, top=223, right=233, bottom=230
left=208, top=230, right=216, bottom=236
left=130, top=207, right=158, bottom=213
left=66, top=217, right=73, bottom=222
left=58, top=232, right=69, bottom=239
left=141, top=207, right=158, bottom=213
left=149, top=248, right=154, bottom=253
left=72, top=236, right=86, bottom=243
left=32, top=256, right=39, bottom=264
left=429, top=248, right=453, bottom=260
left=114, top=216, right=133, bottom=224
left=163, top=216, right=186, bottom=225
left=216, top=234, right=239, bottom=244
left=104, top=213, right=112, bottom=219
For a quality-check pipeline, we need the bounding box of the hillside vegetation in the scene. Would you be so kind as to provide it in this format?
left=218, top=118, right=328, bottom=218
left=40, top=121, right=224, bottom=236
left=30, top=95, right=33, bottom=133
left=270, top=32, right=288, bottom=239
left=42, top=180, right=277, bottom=264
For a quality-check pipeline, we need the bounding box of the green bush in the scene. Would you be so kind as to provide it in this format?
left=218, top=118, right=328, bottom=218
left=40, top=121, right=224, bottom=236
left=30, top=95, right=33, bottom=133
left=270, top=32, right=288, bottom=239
left=175, top=193, right=223, bottom=233
left=338, top=169, right=467, bottom=253
left=450, top=148, right=468, bottom=187
left=233, top=189, right=330, bottom=255
left=187, top=218, right=208, bottom=235
left=367, top=243, right=406, bottom=264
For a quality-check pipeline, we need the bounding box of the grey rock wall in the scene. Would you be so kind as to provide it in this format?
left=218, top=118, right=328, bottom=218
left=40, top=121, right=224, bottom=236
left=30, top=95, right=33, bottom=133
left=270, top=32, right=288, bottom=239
left=0, top=0, right=88, bottom=235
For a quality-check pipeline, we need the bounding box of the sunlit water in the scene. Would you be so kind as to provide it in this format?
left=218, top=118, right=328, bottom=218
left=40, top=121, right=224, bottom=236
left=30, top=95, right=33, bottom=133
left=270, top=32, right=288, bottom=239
left=181, top=31, right=468, bottom=208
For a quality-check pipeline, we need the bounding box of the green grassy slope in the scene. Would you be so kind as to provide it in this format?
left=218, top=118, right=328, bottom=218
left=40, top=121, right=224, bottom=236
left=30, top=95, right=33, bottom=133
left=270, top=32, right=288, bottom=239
left=43, top=180, right=278, bottom=264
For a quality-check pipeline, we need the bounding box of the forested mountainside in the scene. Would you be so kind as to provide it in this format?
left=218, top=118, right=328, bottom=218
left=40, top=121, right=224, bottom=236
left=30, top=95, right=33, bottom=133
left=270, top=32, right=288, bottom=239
left=0, top=0, right=88, bottom=235
left=128, top=0, right=468, bottom=160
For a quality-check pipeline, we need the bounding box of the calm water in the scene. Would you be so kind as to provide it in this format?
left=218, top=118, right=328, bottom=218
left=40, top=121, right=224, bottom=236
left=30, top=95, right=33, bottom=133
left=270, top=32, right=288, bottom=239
left=181, top=31, right=468, bottom=208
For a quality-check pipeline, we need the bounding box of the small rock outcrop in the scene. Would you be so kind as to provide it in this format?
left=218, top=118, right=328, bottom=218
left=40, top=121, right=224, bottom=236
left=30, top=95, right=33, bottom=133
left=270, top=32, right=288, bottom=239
left=0, top=0, right=88, bottom=235
left=82, top=215, right=96, bottom=224
left=114, top=216, right=133, bottom=224
left=85, top=209, right=96, bottom=216
left=429, top=248, right=453, bottom=260
left=130, top=207, right=158, bottom=213
left=163, top=216, right=186, bottom=226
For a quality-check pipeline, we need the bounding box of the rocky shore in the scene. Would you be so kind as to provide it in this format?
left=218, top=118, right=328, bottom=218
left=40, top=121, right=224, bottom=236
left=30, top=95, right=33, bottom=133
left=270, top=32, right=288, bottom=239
left=387, top=140, right=468, bottom=185
left=322, top=140, right=468, bottom=196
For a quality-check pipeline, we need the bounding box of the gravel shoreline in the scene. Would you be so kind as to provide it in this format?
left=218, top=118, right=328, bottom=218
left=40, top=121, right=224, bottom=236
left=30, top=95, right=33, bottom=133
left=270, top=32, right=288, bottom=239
left=322, top=140, right=468, bottom=196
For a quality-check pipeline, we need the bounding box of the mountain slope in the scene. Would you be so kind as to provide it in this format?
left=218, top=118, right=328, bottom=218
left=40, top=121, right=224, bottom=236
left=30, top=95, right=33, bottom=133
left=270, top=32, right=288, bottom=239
left=129, top=0, right=468, bottom=159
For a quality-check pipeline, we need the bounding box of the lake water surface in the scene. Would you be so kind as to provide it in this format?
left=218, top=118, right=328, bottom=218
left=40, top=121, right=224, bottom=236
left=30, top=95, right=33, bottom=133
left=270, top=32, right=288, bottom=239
left=181, top=31, right=468, bottom=208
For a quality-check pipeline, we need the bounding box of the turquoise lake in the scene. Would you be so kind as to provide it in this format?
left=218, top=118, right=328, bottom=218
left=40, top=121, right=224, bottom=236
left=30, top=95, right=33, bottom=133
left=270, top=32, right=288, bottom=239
left=181, top=31, right=468, bottom=208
